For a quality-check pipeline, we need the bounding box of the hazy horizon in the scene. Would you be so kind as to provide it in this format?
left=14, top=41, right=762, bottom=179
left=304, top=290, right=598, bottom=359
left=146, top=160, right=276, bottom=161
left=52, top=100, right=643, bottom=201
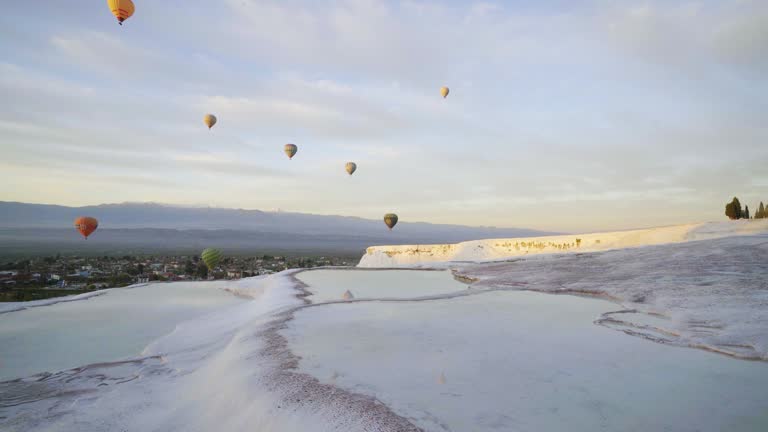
left=0, top=198, right=745, bottom=233
left=2, top=1, right=767, bottom=233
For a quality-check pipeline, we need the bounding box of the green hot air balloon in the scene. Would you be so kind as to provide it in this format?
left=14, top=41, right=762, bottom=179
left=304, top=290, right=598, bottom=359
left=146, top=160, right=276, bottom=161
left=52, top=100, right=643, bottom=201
left=384, top=213, right=398, bottom=230
left=201, top=248, right=222, bottom=270
left=284, top=143, right=298, bottom=160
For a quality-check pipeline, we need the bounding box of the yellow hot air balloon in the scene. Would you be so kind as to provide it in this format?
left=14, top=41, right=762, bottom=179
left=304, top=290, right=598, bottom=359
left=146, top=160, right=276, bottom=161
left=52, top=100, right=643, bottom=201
left=384, top=213, right=398, bottom=230
left=203, top=114, right=217, bottom=130
left=345, top=162, right=357, bottom=176
left=440, top=86, right=450, bottom=98
left=107, top=0, right=135, bottom=26
left=284, top=144, right=298, bottom=160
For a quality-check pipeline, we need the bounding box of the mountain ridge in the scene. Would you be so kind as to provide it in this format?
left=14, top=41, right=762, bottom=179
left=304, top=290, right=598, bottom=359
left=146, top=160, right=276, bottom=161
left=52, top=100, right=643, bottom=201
left=0, top=201, right=544, bottom=233
left=0, top=202, right=556, bottom=258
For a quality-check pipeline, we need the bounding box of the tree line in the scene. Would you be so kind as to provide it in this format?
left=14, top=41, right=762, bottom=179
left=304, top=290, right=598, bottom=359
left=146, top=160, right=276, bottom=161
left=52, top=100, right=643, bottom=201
left=725, top=197, right=767, bottom=219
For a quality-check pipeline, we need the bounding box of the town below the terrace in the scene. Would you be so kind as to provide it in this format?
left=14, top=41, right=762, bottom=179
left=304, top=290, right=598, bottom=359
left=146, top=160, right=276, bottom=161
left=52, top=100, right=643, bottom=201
left=0, top=254, right=358, bottom=302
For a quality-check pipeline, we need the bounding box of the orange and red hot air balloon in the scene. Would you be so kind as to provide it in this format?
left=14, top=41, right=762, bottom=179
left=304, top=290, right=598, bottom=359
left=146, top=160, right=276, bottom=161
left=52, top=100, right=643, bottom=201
left=74, top=217, right=99, bottom=240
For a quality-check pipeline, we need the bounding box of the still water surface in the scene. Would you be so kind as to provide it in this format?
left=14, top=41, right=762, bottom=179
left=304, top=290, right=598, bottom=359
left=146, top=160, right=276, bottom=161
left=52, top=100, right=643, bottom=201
left=0, top=282, right=243, bottom=381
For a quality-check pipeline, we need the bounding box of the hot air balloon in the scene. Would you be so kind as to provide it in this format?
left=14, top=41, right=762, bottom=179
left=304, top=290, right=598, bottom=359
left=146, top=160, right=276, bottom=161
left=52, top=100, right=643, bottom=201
left=74, top=217, right=99, bottom=240
left=203, top=114, right=217, bottom=130
left=440, top=86, right=450, bottom=98
left=107, top=0, right=135, bottom=25
left=384, top=213, right=398, bottom=230
left=284, top=144, right=298, bottom=160
left=201, top=248, right=222, bottom=270
left=345, top=162, right=357, bottom=176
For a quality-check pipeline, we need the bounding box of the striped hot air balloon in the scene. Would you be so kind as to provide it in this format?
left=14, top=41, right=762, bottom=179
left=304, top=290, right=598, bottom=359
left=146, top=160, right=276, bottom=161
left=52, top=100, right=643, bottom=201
left=201, top=248, right=222, bottom=270
left=345, top=162, right=357, bottom=176
left=384, top=213, right=398, bottom=230
left=107, top=0, right=135, bottom=25
left=74, top=217, right=99, bottom=239
left=203, top=114, right=217, bottom=129
left=284, top=144, right=298, bottom=160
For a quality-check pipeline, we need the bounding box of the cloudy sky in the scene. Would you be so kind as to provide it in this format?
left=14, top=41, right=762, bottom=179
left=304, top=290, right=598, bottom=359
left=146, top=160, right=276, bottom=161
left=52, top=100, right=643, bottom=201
left=1, top=0, right=766, bottom=232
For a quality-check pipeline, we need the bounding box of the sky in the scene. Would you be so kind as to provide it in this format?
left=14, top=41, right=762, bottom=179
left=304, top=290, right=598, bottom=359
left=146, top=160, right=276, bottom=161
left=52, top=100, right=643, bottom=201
left=1, top=0, right=766, bottom=232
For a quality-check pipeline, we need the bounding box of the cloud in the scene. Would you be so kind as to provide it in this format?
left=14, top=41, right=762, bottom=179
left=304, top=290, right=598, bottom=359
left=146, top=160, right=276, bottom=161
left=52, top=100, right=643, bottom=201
left=1, top=0, right=767, bottom=231
left=601, top=0, right=768, bottom=74
left=712, top=7, right=768, bottom=71
left=170, top=152, right=287, bottom=178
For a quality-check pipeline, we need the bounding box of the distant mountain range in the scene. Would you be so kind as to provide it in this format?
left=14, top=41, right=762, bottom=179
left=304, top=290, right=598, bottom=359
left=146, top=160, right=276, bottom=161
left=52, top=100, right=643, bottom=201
left=0, top=202, right=555, bottom=258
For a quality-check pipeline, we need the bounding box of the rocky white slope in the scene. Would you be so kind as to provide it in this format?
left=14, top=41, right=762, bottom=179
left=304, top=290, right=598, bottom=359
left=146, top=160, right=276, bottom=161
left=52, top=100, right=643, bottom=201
left=358, top=220, right=768, bottom=267
left=359, top=219, right=768, bottom=360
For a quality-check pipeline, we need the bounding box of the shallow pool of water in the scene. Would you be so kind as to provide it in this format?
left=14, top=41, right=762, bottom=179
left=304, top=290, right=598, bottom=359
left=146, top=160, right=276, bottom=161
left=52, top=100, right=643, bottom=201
left=0, top=282, right=244, bottom=381
left=285, top=288, right=768, bottom=432
left=296, top=269, right=469, bottom=303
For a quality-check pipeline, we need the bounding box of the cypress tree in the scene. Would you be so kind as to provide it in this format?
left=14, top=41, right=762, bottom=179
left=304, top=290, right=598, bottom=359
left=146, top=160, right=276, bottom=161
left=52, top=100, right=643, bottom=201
left=745, top=205, right=750, bottom=219
left=725, top=197, right=746, bottom=219
left=758, top=202, right=766, bottom=219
